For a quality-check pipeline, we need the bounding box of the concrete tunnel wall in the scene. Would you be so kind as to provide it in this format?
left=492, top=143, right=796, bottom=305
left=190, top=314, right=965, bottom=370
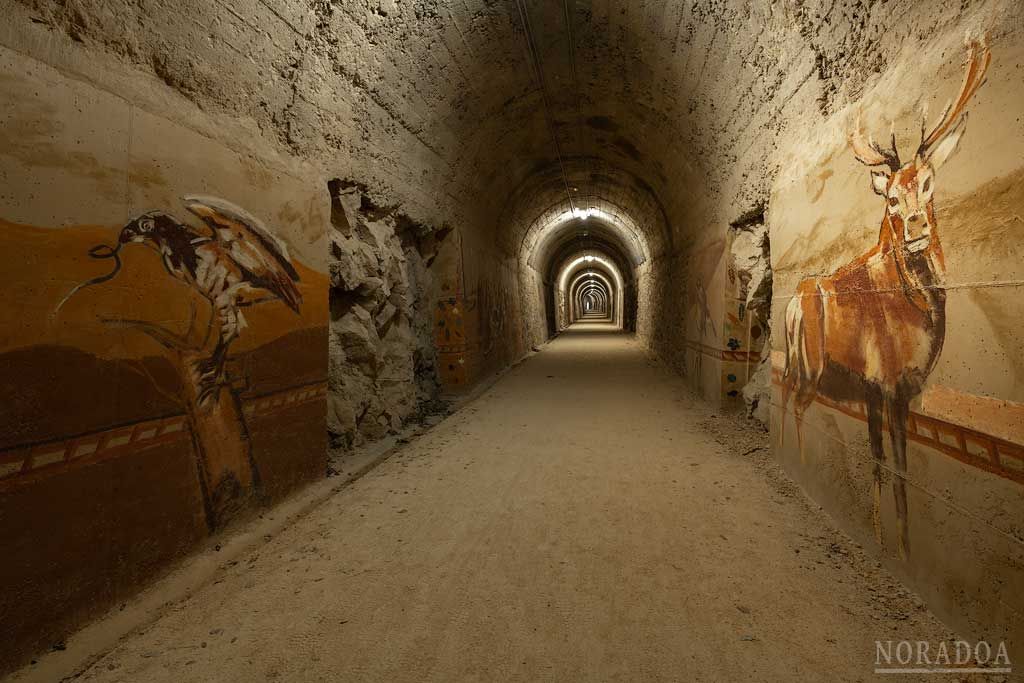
left=0, top=0, right=1022, bottom=673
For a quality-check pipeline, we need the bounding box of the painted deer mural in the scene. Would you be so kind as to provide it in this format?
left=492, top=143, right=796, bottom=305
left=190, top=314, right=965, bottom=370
left=780, top=39, right=991, bottom=559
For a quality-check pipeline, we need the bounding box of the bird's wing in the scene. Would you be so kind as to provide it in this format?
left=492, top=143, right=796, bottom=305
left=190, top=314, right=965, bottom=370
left=182, top=195, right=303, bottom=313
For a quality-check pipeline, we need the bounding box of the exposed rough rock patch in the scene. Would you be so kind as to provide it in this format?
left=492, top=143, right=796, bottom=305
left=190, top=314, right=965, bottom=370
left=742, top=352, right=772, bottom=426
left=728, top=209, right=772, bottom=425
left=327, top=180, right=447, bottom=453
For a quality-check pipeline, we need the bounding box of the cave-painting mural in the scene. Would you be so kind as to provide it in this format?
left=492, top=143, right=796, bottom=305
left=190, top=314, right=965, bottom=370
left=780, top=39, right=991, bottom=559
left=0, top=196, right=327, bottom=545
left=52, top=196, right=304, bottom=527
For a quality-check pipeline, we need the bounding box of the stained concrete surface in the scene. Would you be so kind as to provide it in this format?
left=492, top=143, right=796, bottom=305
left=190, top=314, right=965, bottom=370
left=68, top=324, right=954, bottom=682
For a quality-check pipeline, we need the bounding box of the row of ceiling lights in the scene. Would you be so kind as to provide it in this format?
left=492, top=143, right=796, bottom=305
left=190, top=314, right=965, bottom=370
left=514, top=0, right=592, bottom=223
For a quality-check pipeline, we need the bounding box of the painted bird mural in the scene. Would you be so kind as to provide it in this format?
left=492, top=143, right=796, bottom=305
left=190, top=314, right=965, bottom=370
left=127, top=196, right=303, bottom=399
left=57, top=196, right=302, bottom=403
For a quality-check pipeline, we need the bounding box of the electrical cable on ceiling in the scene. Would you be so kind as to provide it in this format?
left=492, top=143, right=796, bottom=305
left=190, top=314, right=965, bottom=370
left=514, top=0, right=576, bottom=214
left=562, top=0, right=591, bottom=218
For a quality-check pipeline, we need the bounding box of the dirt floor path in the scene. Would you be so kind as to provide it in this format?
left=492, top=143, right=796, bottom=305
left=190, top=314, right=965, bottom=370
left=73, top=324, right=954, bottom=682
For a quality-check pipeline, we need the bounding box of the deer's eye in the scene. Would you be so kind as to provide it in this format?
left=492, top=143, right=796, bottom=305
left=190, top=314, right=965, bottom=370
left=922, top=177, right=931, bottom=193
left=888, top=197, right=900, bottom=208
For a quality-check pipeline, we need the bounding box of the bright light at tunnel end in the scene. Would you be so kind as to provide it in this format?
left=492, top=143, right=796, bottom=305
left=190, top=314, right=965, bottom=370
left=558, top=254, right=624, bottom=292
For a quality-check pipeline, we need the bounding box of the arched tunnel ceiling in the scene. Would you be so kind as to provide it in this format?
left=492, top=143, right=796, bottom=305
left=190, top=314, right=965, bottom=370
left=326, top=0, right=804, bottom=255
left=48, top=0, right=986, bottom=265
left=316, top=1, right=968, bottom=258
left=513, top=158, right=665, bottom=268
left=442, top=0, right=693, bottom=259
left=570, top=272, right=613, bottom=303
left=558, top=254, right=624, bottom=294
left=535, top=217, right=640, bottom=282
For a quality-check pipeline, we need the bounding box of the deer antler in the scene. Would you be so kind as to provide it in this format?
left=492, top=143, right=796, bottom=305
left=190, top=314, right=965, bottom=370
left=918, top=36, right=991, bottom=157
left=850, top=114, right=901, bottom=171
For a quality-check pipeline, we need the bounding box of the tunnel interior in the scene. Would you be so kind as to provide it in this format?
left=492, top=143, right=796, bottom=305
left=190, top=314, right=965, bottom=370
left=0, top=0, right=1022, bottom=675
left=532, top=211, right=639, bottom=333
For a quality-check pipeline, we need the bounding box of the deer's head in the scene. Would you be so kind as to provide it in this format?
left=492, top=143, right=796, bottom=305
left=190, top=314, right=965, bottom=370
left=850, top=39, right=990, bottom=255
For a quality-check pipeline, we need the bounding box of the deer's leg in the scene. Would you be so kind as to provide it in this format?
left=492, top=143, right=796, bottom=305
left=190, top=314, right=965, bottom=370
left=789, top=387, right=806, bottom=463
left=791, top=393, right=805, bottom=462
left=780, top=295, right=806, bottom=449
left=778, top=377, right=793, bottom=449
left=887, top=396, right=911, bottom=559
left=785, top=372, right=819, bottom=464
left=786, top=288, right=824, bottom=463
left=779, top=296, right=801, bottom=448
left=866, top=388, right=886, bottom=548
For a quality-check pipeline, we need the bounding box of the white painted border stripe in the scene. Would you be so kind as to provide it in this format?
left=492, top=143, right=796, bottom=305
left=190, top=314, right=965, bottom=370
left=875, top=668, right=1011, bottom=674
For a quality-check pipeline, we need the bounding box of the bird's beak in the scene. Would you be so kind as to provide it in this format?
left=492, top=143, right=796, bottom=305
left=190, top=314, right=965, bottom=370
left=118, top=227, right=136, bottom=244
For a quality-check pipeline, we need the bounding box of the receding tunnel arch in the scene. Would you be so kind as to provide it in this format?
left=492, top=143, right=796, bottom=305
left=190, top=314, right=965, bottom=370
left=576, top=284, right=610, bottom=320
left=505, top=156, right=669, bottom=340
left=516, top=188, right=646, bottom=337
left=570, top=274, right=614, bottom=323
left=569, top=272, right=614, bottom=323
left=521, top=197, right=651, bottom=271
left=558, top=255, right=624, bottom=330
left=506, top=156, right=670, bottom=269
